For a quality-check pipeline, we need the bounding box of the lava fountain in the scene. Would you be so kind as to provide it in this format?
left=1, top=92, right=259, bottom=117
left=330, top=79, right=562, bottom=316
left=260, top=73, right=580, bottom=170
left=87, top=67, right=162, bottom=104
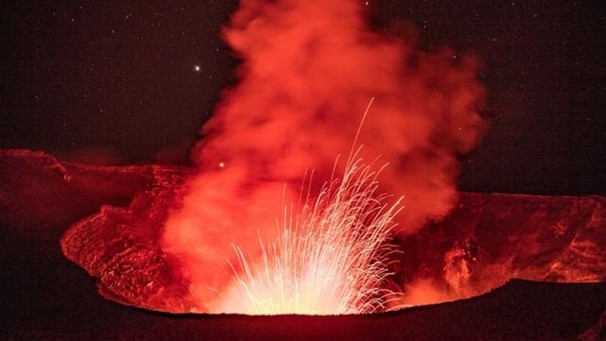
left=161, top=0, right=484, bottom=314
left=215, top=150, right=403, bottom=314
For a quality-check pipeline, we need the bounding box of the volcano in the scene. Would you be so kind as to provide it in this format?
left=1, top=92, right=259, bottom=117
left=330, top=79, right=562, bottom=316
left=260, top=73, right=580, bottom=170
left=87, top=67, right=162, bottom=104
left=1, top=149, right=604, bottom=340
left=2, top=1, right=605, bottom=339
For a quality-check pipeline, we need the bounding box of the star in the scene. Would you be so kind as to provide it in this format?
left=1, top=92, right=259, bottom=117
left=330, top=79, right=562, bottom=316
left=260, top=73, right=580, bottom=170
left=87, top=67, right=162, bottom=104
left=193, top=65, right=201, bottom=72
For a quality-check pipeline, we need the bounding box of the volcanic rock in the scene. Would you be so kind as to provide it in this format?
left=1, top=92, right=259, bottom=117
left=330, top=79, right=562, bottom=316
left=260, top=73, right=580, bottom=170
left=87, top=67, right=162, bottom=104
left=1, top=149, right=605, bottom=340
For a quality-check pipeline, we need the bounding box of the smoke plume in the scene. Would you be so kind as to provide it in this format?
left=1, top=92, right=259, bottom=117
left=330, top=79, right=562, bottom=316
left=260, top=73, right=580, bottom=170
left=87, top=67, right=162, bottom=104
left=162, top=0, right=484, bottom=311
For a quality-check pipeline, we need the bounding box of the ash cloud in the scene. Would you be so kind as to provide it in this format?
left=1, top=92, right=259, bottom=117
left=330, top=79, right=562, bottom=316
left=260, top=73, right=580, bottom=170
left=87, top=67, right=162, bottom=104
left=162, top=0, right=484, bottom=310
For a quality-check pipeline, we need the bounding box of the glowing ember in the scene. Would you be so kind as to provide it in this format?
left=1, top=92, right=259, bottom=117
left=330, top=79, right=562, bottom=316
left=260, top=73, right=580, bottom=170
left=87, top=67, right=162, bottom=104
left=213, top=154, right=403, bottom=314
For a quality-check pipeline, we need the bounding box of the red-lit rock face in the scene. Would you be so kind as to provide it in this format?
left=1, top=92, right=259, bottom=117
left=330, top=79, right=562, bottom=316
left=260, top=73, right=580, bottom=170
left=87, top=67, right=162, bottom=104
left=52, top=152, right=605, bottom=313
left=2, top=149, right=605, bottom=340
left=61, top=167, right=197, bottom=313
left=394, top=192, right=606, bottom=306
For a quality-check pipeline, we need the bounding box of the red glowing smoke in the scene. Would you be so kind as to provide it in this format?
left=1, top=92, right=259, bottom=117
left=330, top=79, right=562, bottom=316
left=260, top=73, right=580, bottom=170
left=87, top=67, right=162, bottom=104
left=162, top=0, right=484, bottom=311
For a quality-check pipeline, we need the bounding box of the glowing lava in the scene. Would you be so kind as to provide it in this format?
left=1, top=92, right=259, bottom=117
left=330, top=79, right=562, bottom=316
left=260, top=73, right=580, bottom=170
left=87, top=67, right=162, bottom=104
left=213, top=153, right=403, bottom=314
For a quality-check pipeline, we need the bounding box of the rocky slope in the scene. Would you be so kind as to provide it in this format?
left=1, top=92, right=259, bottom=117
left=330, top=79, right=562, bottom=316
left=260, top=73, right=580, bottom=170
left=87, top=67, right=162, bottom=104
left=1, top=149, right=604, bottom=340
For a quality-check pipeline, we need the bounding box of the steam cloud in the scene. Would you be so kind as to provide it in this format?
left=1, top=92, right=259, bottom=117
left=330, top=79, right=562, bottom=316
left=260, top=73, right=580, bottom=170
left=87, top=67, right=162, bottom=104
left=162, top=0, right=484, bottom=311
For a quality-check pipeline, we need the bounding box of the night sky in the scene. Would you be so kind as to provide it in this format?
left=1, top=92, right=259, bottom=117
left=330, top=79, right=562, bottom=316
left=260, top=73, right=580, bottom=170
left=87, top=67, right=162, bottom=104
left=1, top=0, right=604, bottom=195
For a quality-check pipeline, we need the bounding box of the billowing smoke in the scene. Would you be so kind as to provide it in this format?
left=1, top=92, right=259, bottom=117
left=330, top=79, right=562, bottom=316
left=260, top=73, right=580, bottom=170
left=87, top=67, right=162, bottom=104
left=162, top=0, right=484, bottom=311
